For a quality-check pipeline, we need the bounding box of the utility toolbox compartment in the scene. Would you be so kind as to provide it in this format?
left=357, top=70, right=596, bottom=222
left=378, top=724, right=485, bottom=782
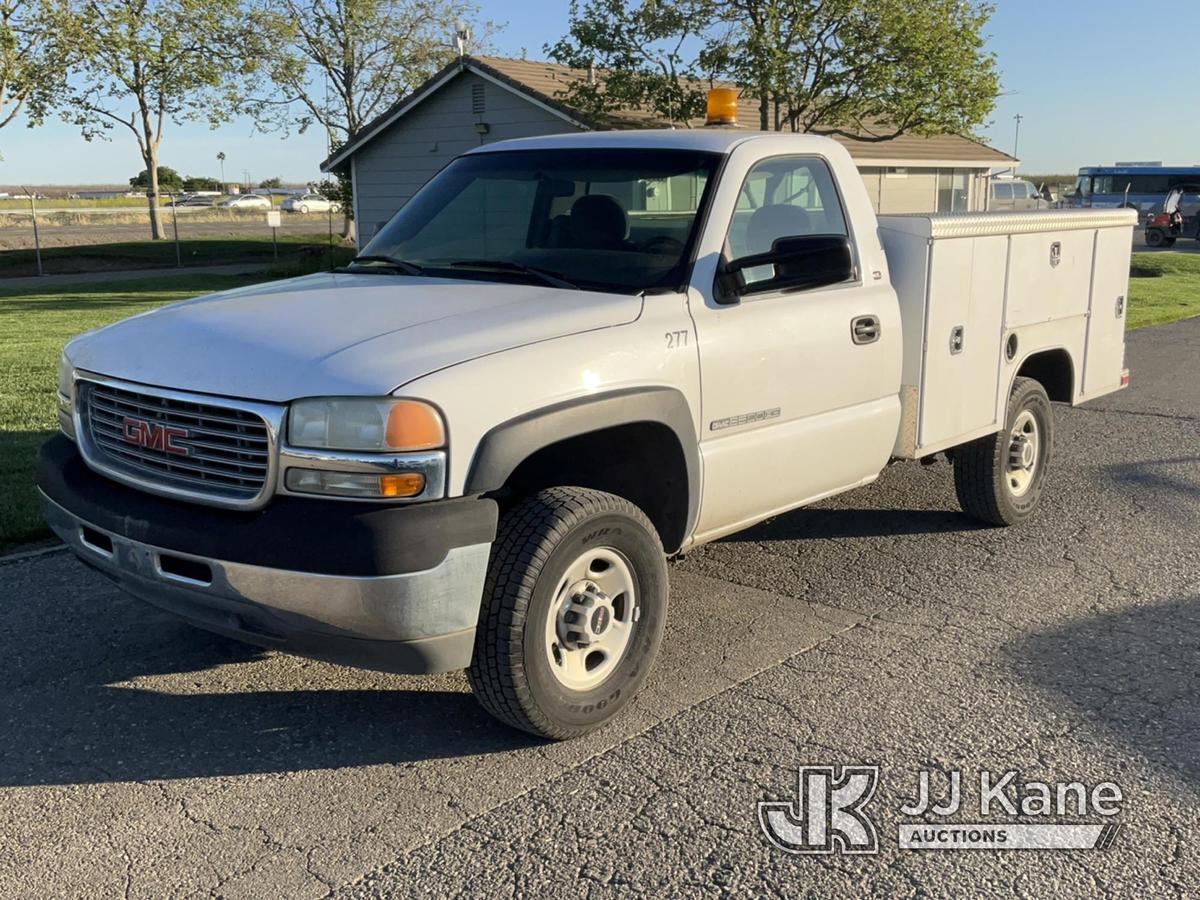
left=878, top=209, right=1136, bottom=458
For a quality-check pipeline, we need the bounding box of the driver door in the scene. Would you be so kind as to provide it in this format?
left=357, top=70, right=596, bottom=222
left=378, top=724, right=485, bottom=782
left=686, top=148, right=902, bottom=542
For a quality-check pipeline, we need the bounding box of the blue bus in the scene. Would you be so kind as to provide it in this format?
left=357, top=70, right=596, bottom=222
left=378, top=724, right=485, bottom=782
left=1068, top=166, right=1200, bottom=220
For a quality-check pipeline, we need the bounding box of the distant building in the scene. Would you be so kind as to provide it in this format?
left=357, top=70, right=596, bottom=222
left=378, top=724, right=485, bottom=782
left=322, top=55, right=1016, bottom=242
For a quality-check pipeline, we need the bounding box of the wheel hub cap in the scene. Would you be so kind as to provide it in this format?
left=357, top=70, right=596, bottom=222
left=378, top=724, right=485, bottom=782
left=544, top=548, right=638, bottom=691
left=557, top=582, right=614, bottom=650
left=1006, top=410, right=1040, bottom=497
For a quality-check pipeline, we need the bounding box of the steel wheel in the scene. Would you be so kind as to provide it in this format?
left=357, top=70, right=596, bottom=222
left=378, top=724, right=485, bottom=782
left=1006, top=409, right=1040, bottom=497
left=543, top=547, right=638, bottom=691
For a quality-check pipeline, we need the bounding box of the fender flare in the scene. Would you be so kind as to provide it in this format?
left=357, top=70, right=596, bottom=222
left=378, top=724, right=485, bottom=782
left=464, top=386, right=700, bottom=541
left=1008, top=345, right=1077, bottom=404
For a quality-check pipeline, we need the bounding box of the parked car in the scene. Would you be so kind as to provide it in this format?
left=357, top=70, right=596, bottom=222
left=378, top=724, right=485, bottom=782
left=1144, top=185, right=1200, bottom=247
left=165, top=194, right=217, bottom=208
left=41, top=121, right=1135, bottom=740
left=219, top=194, right=273, bottom=210
left=281, top=193, right=341, bottom=214
left=989, top=178, right=1047, bottom=211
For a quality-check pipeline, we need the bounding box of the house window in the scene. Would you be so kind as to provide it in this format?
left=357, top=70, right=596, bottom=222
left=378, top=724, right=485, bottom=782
left=471, top=83, right=485, bottom=115
left=937, top=169, right=970, bottom=212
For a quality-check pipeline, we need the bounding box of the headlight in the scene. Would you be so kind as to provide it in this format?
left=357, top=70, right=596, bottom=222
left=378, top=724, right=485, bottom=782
left=287, top=397, right=445, bottom=452
left=57, top=353, right=76, bottom=441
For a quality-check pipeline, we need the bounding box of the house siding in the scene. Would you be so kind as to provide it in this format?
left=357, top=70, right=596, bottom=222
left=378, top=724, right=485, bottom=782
left=354, top=72, right=581, bottom=241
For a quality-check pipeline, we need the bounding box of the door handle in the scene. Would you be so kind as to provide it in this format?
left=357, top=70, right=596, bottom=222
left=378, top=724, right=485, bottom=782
left=851, top=315, right=880, bottom=345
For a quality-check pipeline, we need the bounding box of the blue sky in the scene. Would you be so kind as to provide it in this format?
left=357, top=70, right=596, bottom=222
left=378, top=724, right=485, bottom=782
left=3, top=0, right=1197, bottom=185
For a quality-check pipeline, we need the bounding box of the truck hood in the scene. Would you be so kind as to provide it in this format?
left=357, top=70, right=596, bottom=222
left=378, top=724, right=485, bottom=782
left=66, top=272, right=643, bottom=402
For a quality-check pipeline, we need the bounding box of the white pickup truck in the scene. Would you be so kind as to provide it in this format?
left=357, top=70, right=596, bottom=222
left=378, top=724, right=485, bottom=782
left=39, top=128, right=1135, bottom=739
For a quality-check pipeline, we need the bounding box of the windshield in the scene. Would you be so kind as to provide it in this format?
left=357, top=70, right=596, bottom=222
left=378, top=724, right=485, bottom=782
left=1075, top=176, right=1092, bottom=198
left=356, top=148, right=721, bottom=294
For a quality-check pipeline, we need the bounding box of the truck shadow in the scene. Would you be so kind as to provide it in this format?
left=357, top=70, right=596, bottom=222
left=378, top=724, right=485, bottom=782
left=0, top=562, right=537, bottom=787
left=718, top=506, right=985, bottom=543
left=1009, top=596, right=1200, bottom=785
left=1105, top=455, right=1200, bottom=500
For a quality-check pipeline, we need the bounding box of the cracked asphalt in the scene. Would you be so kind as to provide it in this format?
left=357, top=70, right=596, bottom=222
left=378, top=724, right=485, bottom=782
left=2, top=319, right=1199, bottom=898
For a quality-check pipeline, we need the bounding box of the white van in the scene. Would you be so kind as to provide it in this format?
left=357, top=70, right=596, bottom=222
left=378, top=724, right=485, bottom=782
left=991, top=178, right=1046, bottom=211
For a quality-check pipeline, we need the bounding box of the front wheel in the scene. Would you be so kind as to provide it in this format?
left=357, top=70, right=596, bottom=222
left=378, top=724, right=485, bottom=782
left=1145, top=228, right=1166, bottom=247
left=953, top=377, right=1054, bottom=526
left=468, top=487, right=668, bottom=739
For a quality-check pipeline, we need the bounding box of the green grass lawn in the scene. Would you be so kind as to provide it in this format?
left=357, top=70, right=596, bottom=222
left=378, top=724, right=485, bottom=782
left=1127, top=252, right=1200, bottom=329
left=0, top=274, right=275, bottom=551
left=1, top=252, right=1198, bottom=553
left=0, top=232, right=351, bottom=278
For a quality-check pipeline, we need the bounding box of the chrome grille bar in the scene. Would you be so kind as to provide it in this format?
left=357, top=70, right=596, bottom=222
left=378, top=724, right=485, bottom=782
left=75, top=375, right=284, bottom=510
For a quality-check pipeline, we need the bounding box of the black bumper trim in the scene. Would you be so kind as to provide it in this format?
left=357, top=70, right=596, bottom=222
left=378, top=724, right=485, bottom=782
left=36, top=434, right=498, bottom=577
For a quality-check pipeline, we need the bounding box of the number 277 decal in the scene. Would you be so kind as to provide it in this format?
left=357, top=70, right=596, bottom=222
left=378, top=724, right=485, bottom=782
left=665, top=330, right=689, bottom=349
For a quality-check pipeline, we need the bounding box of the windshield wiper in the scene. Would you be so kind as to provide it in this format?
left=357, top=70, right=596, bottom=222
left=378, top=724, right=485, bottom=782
left=341, top=255, right=425, bottom=275
left=446, top=259, right=579, bottom=290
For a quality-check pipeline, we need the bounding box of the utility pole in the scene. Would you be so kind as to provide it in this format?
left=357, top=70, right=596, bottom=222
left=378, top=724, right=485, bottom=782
left=217, top=152, right=226, bottom=192
left=1012, top=114, right=1024, bottom=164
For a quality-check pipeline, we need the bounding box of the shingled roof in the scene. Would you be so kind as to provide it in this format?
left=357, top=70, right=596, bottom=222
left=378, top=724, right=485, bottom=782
left=322, top=55, right=1015, bottom=172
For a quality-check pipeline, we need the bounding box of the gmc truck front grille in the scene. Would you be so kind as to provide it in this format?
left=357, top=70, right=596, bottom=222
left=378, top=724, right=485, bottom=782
left=79, top=379, right=276, bottom=507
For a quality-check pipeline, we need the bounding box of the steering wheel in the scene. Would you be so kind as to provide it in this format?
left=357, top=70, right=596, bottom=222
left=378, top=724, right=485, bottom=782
left=641, top=235, right=685, bottom=255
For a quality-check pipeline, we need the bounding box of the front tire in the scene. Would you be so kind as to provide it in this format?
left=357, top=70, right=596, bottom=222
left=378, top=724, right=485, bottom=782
left=468, top=487, right=668, bottom=739
left=1145, top=228, right=1166, bottom=247
left=953, top=377, right=1054, bottom=526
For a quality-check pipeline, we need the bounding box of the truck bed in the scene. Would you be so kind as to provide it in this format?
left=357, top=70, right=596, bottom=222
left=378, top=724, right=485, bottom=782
left=878, top=209, right=1136, bottom=459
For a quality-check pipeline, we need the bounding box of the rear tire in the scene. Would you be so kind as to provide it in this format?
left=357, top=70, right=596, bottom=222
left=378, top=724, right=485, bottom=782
left=468, top=487, right=668, bottom=739
left=953, top=377, right=1053, bottom=526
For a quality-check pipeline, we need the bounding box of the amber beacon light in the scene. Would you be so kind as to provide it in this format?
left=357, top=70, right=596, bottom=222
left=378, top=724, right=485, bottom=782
left=705, top=88, right=739, bottom=126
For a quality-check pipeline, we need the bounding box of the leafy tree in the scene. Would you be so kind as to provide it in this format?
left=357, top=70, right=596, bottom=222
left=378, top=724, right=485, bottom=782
left=0, top=0, right=67, bottom=135
left=547, top=0, right=714, bottom=126
left=549, top=0, right=999, bottom=138
left=258, top=176, right=284, bottom=189
left=129, top=166, right=183, bottom=191
left=183, top=175, right=221, bottom=191
left=53, top=0, right=267, bottom=238
left=250, top=0, right=494, bottom=236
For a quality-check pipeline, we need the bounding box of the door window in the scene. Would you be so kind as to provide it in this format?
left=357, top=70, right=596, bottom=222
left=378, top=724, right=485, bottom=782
left=727, top=156, right=848, bottom=287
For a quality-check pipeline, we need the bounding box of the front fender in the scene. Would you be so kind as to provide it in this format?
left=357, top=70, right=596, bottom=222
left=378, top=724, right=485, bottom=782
left=465, top=386, right=700, bottom=538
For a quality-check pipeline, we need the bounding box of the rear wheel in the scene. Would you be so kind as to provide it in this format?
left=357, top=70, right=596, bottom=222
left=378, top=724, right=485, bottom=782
left=299, top=204, right=310, bottom=214
left=953, top=377, right=1053, bottom=526
left=468, top=487, right=668, bottom=739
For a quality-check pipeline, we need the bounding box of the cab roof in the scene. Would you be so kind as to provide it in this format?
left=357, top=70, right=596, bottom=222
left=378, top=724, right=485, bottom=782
left=463, top=128, right=839, bottom=156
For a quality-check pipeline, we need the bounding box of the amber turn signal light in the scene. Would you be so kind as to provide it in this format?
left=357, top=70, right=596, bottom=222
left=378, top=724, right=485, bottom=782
left=379, top=473, right=426, bottom=498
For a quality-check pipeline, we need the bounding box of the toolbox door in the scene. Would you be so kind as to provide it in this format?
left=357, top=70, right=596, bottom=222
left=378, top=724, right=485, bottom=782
left=1081, top=228, right=1130, bottom=397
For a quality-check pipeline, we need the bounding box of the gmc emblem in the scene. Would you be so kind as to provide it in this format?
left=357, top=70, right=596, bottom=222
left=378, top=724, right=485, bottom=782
left=121, top=417, right=190, bottom=456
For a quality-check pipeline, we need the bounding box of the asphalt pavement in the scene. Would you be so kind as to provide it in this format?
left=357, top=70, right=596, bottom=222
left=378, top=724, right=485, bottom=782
left=1, top=319, right=1198, bottom=898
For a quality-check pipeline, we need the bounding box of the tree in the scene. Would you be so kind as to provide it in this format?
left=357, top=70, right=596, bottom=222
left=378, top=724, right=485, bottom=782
left=53, top=0, right=267, bottom=238
left=259, top=176, right=284, bottom=189
left=712, top=0, right=999, bottom=138
left=183, top=174, right=221, bottom=191
left=547, top=0, right=714, bottom=126
left=0, top=0, right=67, bottom=135
left=130, top=166, right=183, bottom=191
left=251, top=0, right=494, bottom=237
left=549, top=0, right=999, bottom=139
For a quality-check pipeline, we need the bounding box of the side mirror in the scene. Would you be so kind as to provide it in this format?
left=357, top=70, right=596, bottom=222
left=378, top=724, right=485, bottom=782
left=716, top=234, right=854, bottom=303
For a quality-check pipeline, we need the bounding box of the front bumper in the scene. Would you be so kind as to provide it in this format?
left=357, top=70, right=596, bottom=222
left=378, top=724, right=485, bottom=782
left=36, top=435, right=498, bottom=674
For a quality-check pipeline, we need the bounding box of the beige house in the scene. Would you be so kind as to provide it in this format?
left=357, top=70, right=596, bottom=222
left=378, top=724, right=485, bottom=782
left=323, top=55, right=1016, bottom=242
